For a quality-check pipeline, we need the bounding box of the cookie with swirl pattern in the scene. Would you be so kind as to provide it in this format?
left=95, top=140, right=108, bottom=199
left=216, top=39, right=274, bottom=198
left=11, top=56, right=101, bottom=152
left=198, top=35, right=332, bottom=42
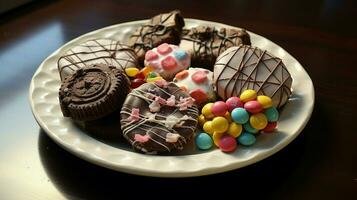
left=127, top=10, right=185, bottom=65
left=179, top=26, right=251, bottom=70
left=120, top=81, right=199, bottom=154
left=59, top=63, right=130, bottom=121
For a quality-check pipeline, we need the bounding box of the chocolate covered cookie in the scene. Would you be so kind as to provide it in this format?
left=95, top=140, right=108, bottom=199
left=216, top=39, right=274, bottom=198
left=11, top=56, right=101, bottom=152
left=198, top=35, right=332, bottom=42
left=58, top=39, right=138, bottom=80
left=120, top=81, right=199, bottom=154
left=128, top=10, right=185, bottom=65
left=180, top=26, right=251, bottom=69
left=59, top=64, right=130, bottom=121
left=214, top=46, right=292, bottom=108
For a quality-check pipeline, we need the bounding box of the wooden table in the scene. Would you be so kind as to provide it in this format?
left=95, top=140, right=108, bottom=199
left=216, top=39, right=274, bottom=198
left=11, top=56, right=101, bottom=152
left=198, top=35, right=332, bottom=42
left=0, top=0, right=356, bottom=199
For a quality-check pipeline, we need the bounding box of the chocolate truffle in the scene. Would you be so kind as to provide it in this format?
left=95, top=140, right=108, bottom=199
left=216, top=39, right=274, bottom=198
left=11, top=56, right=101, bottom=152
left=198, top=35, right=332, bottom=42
left=179, top=26, right=251, bottom=70
left=214, top=46, right=292, bottom=108
left=58, top=39, right=138, bottom=80
left=128, top=10, right=185, bottom=65
left=59, top=63, right=130, bottom=121
left=120, top=81, right=199, bottom=154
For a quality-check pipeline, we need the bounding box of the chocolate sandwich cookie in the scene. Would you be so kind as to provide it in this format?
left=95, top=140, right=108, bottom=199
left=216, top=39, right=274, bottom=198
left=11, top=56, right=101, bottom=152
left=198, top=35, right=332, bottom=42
left=58, top=39, right=138, bottom=80
left=214, top=46, right=293, bottom=108
left=59, top=63, right=130, bottom=121
left=128, top=10, right=185, bottom=65
left=180, top=26, right=251, bottom=70
left=120, top=81, right=199, bottom=154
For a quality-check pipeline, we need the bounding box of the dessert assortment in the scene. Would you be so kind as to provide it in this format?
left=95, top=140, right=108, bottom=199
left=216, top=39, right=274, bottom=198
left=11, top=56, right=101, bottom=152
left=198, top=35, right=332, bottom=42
left=57, top=10, right=293, bottom=154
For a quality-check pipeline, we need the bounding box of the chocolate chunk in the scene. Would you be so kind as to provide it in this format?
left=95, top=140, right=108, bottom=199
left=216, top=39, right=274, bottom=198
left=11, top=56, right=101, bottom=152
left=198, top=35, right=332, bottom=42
left=58, top=39, right=138, bottom=80
left=180, top=26, right=251, bottom=70
left=120, top=82, right=199, bottom=154
left=59, top=63, right=130, bottom=121
left=128, top=10, right=185, bottom=65
left=213, top=46, right=292, bottom=108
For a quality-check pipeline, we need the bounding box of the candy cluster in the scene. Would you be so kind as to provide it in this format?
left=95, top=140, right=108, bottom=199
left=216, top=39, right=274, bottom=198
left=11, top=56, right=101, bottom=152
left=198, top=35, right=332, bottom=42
left=125, top=66, right=164, bottom=89
left=195, top=89, right=280, bottom=153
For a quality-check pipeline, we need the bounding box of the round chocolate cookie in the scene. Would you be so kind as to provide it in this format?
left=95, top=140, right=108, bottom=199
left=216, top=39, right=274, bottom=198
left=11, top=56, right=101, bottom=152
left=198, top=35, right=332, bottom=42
left=59, top=63, right=130, bottom=121
left=120, top=81, right=199, bottom=154
left=214, top=46, right=292, bottom=108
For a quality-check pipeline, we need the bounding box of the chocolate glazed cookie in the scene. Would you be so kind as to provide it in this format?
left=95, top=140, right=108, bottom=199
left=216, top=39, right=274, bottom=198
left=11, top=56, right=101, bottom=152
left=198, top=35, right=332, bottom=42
left=180, top=26, right=251, bottom=69
left=59, top=64, right=130, bottom=121
left=120, top=81, right=199, bottom=154
left=214, top=46, right=292, bottom=108
left=57, top=39, right=138, bottom=80
left=128, top=10, right=185, bottom=65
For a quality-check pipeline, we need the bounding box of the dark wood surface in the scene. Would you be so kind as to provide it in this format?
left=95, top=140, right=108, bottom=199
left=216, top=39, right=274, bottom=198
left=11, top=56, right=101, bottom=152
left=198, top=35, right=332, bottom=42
left=0, top=0, right=356, bottom=199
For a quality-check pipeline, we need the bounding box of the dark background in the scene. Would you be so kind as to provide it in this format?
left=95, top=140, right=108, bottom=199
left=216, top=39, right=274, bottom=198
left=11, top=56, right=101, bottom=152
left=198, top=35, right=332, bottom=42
left=0, top=0, right=356, bottom=199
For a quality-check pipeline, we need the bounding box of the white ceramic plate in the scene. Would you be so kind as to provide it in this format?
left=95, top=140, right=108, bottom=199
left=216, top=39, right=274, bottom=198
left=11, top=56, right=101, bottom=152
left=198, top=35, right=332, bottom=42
left=29, top=19, right=314, bottom=177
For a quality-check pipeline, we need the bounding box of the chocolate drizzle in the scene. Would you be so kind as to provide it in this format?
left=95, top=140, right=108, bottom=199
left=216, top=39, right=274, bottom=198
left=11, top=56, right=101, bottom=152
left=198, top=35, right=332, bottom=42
left=58, top=39, right=138, bottom=80
left=59, top=64, right=130, bottom=121
left=214, top=46, right=292, bottom=108
left=120, top=82, right=198, bottom=154
left=127, top=10, right=185, bottom=64
left=180, top=26, right=251, bottom=69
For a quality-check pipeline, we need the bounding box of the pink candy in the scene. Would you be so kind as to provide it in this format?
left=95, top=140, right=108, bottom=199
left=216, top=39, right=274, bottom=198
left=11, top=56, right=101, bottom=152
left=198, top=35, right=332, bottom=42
left=191, top=70, right=208, bottom=83
left=145, top=50, right=158, bottom=61
left=189, top=88, right=207, bottom=105
left=157, top=43, right=172, bottom=54
left=219, top=135, right=237, bottom=152
left=134, top=134, right=150, bottom=143
left=211, top=101, right=228, bottom=116
left=244, top=100, right=262, bottom=114
left=161, top=56, right=177, bottom=70
left=225, top=97, right=243, bottom=112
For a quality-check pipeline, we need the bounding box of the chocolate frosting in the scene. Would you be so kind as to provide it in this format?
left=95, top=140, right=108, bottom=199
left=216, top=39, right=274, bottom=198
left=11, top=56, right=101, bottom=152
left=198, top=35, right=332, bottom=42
left=58, top=39, right=138, bottom=80
left=59, top=64, right=130, bottom=121
left=214, top=46, right=292, bottom=108
left=179, top=26, right=251, bottom=69
left=127, top=10, right=185, bottom=65
left=120, top=82, right=199, bottom=154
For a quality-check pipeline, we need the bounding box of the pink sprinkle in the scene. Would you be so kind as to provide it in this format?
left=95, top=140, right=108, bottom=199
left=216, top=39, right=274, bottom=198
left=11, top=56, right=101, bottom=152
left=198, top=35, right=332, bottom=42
left=155, top=79, right=168, bottom=88
left=165, top=133, right=180, bottom=143
left=191, top=70, right=208, bottom=84
left=134, top=134, right=150, bottom=143
left=157, top=43, right=172, bottom=54
left=177, top=97, right=195, bottom=110
left=166, top=95, right=176, bottom=106
left=145, top=50, right=158, bottom=61
left=161, top=56, right=177, bottom=70
left=149, top=100, right=160, bottom=112
left=155, top=96, right=167, bottom=105
left=124, top=108, right=140, bottom=122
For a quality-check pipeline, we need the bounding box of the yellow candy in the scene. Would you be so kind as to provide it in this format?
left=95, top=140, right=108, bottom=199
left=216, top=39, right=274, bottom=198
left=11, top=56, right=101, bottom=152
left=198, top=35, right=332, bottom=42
left=141, top=66, right=155, bottom=77
left=227, top=122, right=242, bottom=138
left=146, top=76, right=163, bottom=83
left=203, top=121, right=214, bottom=135
left=211, top=116, right=229, bottom=134
left=213, top=132, right=224, bottom=146
left=202, top=103, right=214, bottom=119
left=257, top=95, right=273, bottom=109
left=240, top=89, right=257, bottom=102
left=198, top=114, right=206, bottom=127
left=250, top=113, right=268, bottom=130
left=125, top=67, right=139, bottom=77
left=224, top=111, right=232, bottom=123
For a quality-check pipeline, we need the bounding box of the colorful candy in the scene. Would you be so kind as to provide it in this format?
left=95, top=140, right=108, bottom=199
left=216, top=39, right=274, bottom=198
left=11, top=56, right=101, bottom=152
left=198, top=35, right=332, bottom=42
left=237, top=132, right=256, bottom=146
left=131, top=78, right=145, bottom=89
left=195, top=132, right=213, bottom=150
left=196, top=89, right=281, bottom=153
left=231, top=108, right=249, bottom=124
left=219, top=135, right=237, bottom=152
left=211, top=117, right=229, bottom=134
left=125, top=67, right=139, bottom=77
left=250, top=113, right=268, bottom=130
left=211, top=101, right=228, bottom=116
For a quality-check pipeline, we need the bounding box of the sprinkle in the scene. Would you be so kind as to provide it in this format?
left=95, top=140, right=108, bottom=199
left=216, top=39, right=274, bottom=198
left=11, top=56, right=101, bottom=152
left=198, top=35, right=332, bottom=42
left=177, top=97, right=195, bottom=110
left=149, top=99, right=161, bottom=112
left=124, top=108, right=140, bottom=122
left=134, top=134, right=150, bottom=143
left=155, top=96, right=167, bottom=105
left=154, top=79, right=168, bottom=88
left=166, top=95, right=176, bottom=106
left=165, top=133, right=181, bottom=143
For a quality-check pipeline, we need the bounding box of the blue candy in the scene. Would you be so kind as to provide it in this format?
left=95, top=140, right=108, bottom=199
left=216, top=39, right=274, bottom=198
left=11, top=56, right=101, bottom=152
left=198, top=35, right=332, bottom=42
left=231, top=108, right=249, bottom=124
left=237, top=132, right=256, bottom=146
left=243, top=123, right=258, bottom=134
left=195, top=132, right=213, bottom=150
left=174, top=50, right=188, bottom=60
left=264, top=107, right=279, bottom=122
